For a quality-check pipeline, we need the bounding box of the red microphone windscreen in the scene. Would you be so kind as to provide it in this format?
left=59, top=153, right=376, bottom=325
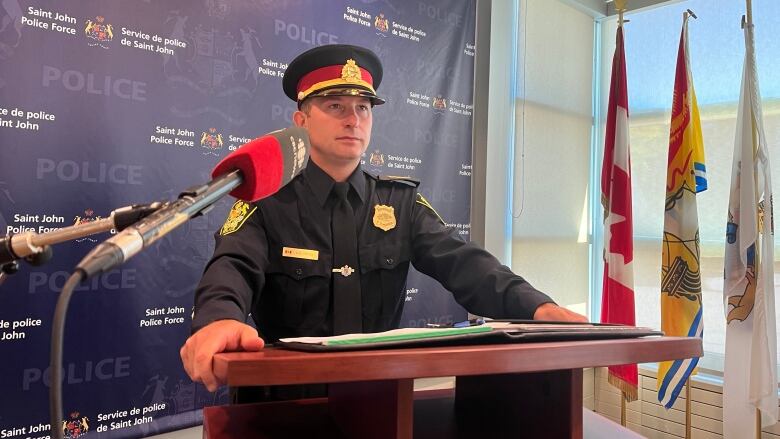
left=211, top=127, right=309, bottom=201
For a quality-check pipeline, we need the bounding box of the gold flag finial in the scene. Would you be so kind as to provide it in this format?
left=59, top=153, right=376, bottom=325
left=615, top=0, right=628, bottom=27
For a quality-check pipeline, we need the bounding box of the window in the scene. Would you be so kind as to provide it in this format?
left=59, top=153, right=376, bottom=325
left=597, top=0, right=780, bottom=374
left=510, top=0, right=595, bottom=318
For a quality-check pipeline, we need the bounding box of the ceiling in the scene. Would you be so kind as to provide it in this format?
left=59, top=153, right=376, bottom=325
left=559, top=0, right=683, bottom=18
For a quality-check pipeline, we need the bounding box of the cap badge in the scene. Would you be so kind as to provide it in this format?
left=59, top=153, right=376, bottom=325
left=373, top=204, right=396, bottom=231
left=341, top=59, right=362, bottom=82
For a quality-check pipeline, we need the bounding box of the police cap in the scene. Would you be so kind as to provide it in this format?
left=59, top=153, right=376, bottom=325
left=282, top=44, right=385, bottom=107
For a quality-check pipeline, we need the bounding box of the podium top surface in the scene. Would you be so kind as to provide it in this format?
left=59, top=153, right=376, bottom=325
left=213, top=336, right=702, bottom=387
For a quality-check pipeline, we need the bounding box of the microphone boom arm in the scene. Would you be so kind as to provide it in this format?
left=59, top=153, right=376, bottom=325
left=11, top=217, right=114, bottom=258
left=138, top=170, right=242, bottom=247
left=76, top=170, right=242, bottom=279
left=0, top=202, right=165, bottom=266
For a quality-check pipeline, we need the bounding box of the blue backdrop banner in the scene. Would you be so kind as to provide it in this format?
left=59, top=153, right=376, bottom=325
left=0, top=0, right=475, bottom=436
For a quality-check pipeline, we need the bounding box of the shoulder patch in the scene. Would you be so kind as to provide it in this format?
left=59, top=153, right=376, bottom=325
left=375, top=175, right=420, bottom=187
left=220, top=200, right=256, bottom=236
left=416, top=193, right=445, bottom=225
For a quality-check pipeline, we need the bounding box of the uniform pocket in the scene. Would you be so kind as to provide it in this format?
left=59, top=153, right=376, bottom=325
left=358, top=241, right=411, bottom=326
left=266, top=253, right=331, bottom=327
left=358, top=241, right=410, bottom=273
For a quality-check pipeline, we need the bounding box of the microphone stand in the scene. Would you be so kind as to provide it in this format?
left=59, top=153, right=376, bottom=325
left=50, top=171, right=242, bottom=439
left=0, top=202, right=164, bottom=269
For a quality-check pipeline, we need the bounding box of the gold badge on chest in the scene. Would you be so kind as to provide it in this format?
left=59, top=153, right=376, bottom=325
left=373, top=204, right=396, bottom=231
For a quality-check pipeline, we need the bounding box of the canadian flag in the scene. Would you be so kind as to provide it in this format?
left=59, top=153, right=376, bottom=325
left=600, top=25, right=638, bottom=401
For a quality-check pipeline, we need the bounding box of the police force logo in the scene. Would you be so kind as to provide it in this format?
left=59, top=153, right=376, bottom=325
left=63, top=411, right=90, bottom=438
left=201, top=127, right=224, bottom=156
left=84, top=16, right=114, bottom=49
left=374, top=13, right=389, bottom=33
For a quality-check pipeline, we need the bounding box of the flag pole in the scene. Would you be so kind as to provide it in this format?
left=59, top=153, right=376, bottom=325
left=685, top=378, right=692, bottom=439
left=682, top=10, right=697, bottom=438
left=744, top=3, right=764, bottom=439
left=621, top=395, right=626, bottom=426
left=614, top=0, right=629, bottom=423
left=682, top=17, right=695, bottom=437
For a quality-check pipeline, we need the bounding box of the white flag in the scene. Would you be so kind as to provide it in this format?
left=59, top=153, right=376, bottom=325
left=723, top=21, right=777, bottom=439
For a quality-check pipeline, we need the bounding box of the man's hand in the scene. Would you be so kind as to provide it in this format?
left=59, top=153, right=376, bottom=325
left=180, top=319, right=265, bottom=392
left=533, top=303, right=588, bottom=322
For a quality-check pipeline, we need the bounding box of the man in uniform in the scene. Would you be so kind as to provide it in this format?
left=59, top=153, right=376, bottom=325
left=180, top=44, right=587, bottom=393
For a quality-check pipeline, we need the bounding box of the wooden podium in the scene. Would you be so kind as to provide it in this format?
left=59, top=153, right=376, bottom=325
left=203, top=336, right=701, bottom=439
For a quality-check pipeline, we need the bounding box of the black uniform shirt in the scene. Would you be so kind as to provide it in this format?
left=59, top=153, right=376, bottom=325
left=192, top=160, right=553, bottom=342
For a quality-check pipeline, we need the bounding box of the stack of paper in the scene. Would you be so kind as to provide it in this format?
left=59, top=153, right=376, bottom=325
left=484, top=321, right=657, bottom=334
left=279, top=325, right=492, bottom=346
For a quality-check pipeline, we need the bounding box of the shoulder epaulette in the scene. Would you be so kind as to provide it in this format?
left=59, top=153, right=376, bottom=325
left=415, top=193, right=445, bottom=225
left=372, top=175, right=420, bottom=187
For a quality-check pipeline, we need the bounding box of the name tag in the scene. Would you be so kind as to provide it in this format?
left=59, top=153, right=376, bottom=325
left=282, top=247, right=319, bottom=261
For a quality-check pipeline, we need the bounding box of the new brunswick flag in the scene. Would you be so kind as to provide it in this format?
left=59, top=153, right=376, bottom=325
left=600, top=25, right=637, bottom=401
left=657, top=15, right=706, bottom=410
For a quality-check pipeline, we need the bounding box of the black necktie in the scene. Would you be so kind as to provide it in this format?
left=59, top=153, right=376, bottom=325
left=331, top=182, right=362, bottom=335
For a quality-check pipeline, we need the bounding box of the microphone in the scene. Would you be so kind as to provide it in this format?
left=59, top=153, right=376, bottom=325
left=0, top=202, right=163, bottom=266
left=75, top=126, right=310, bottom=279
left=212, top=125, right=309, bottom=201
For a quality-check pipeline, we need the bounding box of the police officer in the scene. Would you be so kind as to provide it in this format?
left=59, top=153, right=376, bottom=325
left=180, top=44, right=587, bottom=392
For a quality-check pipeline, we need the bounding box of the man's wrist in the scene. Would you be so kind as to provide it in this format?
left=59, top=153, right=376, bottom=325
left=532, top=302, right=558, bottom=320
